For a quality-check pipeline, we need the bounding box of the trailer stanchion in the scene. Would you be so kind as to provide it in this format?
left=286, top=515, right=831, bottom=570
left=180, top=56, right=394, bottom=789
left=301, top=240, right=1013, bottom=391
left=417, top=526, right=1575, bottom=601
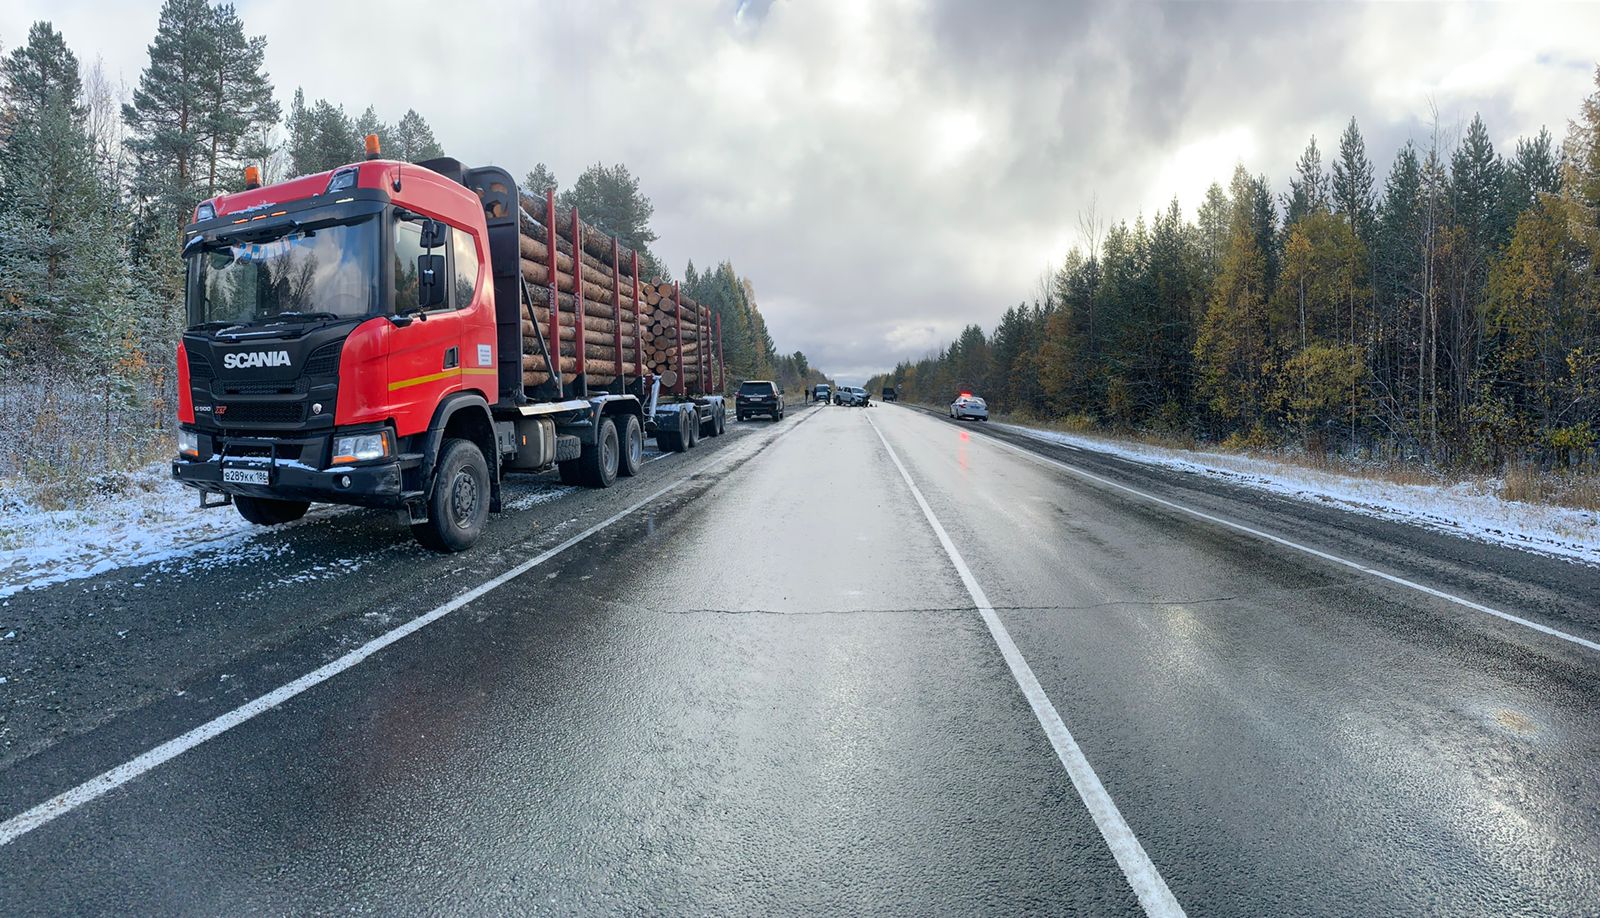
left=611, top=235, right=623, bottom=390
left=631, top=251, right=642, bottom=379
left=716, top=312, right=724, bottom=393
left=544, top=188, right=561, bottom=398
left=571, top=206, right=586, bottom=393
left=674, top=282, right=685, bottom=397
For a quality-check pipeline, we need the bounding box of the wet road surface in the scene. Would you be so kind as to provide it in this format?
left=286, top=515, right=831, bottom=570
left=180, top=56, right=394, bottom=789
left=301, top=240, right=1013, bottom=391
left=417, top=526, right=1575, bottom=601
left=2, top=401, right=1598, bottom=914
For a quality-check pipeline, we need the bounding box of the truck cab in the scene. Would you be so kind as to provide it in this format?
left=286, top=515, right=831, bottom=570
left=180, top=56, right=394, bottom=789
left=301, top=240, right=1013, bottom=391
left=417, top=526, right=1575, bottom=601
left=172, top=142, right=654, bottom=550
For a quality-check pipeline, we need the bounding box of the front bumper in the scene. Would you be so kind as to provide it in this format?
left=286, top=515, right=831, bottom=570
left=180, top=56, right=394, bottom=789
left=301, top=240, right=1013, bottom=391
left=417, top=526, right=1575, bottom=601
left=172, top=455, right=405, bottom=509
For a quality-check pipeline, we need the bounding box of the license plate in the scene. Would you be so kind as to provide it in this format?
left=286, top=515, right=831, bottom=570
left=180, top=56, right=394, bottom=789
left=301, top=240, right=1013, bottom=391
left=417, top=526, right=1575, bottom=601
left=223, top=467, right=269, bottom=485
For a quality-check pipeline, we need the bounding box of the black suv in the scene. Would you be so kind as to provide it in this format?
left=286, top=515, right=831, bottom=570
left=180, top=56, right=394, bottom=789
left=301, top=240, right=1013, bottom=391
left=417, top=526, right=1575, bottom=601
left=737, top=380, right=784, bottom=421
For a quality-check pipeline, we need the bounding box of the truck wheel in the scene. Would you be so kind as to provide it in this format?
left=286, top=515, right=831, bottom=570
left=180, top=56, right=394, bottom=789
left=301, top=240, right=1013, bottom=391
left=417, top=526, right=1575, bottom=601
left=617, top=414, right=643, bottom=477
left=580, top=416, right=620, bottom=487
left=712, top=408, right=726, bottom=436
left=412, top=438, right=490, bottom=552
left=234, top=496, right=309, bottom=526
left=686, top=410, right=700, bottom=448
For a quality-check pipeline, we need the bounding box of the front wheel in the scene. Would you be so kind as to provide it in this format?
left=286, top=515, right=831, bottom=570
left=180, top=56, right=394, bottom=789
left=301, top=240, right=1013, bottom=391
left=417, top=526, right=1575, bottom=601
left=234, top=495, right=309, bottom=526
left=412, top=438, right=490, bottom=552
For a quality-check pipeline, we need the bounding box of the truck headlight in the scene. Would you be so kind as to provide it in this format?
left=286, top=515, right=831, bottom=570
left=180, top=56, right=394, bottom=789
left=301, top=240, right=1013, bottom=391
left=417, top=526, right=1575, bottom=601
left=178, top=429, right=200, bottom=459
left=331, top=431, right=392, bottom=464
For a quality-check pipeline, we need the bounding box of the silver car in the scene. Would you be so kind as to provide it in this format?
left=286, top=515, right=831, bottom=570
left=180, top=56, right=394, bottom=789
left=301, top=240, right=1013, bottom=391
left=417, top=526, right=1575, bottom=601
left=950, top=394, right=988, bottom=421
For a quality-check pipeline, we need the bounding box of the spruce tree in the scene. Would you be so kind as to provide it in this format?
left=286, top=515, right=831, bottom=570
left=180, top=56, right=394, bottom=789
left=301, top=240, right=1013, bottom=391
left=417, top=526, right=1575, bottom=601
left=1284, top=136, right=1330, bottom=226
left=1331, top=117, right=1376, bottom=241
left=201, top=3, right=276, bottom=196
left=523, top=162, right=558, bottom=197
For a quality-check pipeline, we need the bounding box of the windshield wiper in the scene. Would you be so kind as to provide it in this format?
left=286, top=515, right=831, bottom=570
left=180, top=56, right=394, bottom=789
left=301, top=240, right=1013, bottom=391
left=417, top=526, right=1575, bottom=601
left=271, top=311, right=341, bottom=321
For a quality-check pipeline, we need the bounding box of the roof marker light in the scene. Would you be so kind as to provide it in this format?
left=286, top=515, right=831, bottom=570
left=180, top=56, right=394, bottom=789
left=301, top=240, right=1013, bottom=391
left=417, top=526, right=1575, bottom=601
left=326, top=167, right=358, bottom=194
left=364, top=133, right=381, bottom=160
left=244, top=165, right=260, bottom=189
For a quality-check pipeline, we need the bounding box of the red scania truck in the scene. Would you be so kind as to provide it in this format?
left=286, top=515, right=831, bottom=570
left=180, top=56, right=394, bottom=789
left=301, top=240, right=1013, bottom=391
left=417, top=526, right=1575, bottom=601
left=172, top=138, right=724, bottom=551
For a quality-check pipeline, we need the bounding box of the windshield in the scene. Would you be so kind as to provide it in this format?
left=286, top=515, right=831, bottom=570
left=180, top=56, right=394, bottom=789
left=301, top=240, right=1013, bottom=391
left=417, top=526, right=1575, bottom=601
left=187, top=217, right=382, bottom=328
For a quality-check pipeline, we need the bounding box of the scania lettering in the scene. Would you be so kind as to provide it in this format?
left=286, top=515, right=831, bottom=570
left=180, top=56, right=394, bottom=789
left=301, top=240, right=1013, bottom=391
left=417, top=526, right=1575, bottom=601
left=172, top=139, right=725, bottom=551
left=222, top=351, right=291, bottom=370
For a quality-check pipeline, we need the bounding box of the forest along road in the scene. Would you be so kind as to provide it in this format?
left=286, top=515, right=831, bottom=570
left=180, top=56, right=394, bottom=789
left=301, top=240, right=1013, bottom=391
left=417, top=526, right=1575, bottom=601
left=3, top=401, right=1599, bottom=914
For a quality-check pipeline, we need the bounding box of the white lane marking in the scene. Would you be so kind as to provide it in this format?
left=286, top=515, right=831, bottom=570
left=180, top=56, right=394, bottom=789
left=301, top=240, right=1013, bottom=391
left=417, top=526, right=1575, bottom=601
left=866, top=413, right=1185, bottom=918
left=948, top=417, right=1600, bottom=656
left=0, top=413, right=813, bottom=848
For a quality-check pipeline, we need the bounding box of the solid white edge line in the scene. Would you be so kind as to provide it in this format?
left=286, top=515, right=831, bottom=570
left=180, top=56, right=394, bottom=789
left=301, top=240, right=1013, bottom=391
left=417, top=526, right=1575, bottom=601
left=0, top=412, right=810, bottom=848
left=951, top=414, right=1600, bottom=656
left=866, top=412, right=1185, bottom=918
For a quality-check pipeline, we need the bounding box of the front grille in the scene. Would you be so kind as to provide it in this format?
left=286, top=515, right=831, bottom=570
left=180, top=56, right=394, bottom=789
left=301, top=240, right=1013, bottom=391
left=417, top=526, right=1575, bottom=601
left=219, top=401, right=304, bottom=425
left=304, top=341, right=343, bottom=377
left=223, top=442, right=304, bottom=461
left=187, top=350, right=212, bottom=378
left=222, top=380, right=305, bottom=396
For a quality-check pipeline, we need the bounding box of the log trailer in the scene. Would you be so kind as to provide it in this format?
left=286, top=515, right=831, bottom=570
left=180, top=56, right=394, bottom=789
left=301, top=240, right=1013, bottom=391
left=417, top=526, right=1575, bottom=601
left=172, top=136, right=726, bottom=551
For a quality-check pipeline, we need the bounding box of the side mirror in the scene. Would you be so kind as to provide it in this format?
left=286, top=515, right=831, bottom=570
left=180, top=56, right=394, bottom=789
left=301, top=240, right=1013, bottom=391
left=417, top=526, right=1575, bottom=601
left=419, top=219, right=447, bottom=250
left=417, top=253, right=447, bottom=309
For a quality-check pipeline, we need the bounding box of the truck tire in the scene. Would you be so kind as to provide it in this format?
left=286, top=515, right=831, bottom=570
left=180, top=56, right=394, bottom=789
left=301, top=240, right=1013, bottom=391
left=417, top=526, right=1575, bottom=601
left=711, top=408, right=726, bottom=436
left=234, top=495, right=309, bottom=526
left=686, top=410, right=700, bottom=448
left=616, top=413, right=643, bottom=477
left=657, top=409, right=690, bottom=453
left=579, top=416, right=620, bottom=487
left=412, top=438, right=490, bottom=552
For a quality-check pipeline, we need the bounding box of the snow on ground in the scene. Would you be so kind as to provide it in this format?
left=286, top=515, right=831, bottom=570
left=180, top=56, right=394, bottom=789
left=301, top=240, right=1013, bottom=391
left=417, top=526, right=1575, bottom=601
left=0, top=463, right=355, bottom=600
left=998, top=422, right=1600, bottom=567
left=0, top=464, right=583, bottom=601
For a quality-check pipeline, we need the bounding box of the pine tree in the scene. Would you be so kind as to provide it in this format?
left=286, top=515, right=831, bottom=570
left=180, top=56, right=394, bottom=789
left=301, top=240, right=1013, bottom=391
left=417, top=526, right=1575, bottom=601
left=201, top=3, right=276, bottom=196
left=560, top=162, right=661, bottom=273
left=523, top=162, right=558, bottom=197
left=390, top=108, right=443, bottom=162
left=122, top=0, right=218, bottom=267
left=353, top=105, right=384, bottom=140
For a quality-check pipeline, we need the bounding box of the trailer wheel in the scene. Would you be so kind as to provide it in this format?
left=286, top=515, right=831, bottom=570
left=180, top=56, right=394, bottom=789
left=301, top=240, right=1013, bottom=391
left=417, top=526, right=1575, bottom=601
left=686, top=410, right=701, bottom=448
left=616, top=414, right=643, bottom=477
left=657, top=408, right=690, bottom=453
left=711, top=407, right=726, bottom=436
left=412, top=438, right=490, bottom=552
left=234, top=496, right=309, bottom=526
left=579, top=416, right=620, bottom=487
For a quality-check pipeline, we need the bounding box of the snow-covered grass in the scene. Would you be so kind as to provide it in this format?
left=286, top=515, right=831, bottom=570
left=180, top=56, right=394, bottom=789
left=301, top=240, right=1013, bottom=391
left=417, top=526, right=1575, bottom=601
left=996, top=421, right=1600, bottom=567
left=0, top=460, right=589, bottom=601
left=0, top=462, right=353, bottom=600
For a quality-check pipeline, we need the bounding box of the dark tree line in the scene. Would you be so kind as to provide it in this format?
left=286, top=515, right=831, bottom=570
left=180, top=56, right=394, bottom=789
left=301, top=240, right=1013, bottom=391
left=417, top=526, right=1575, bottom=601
left=875, top=73, right=1600, bottom=471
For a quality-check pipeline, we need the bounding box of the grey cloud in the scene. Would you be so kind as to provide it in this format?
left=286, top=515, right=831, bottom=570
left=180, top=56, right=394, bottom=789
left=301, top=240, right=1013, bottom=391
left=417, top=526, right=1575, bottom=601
left=4, top=0, right=1596, bottom=383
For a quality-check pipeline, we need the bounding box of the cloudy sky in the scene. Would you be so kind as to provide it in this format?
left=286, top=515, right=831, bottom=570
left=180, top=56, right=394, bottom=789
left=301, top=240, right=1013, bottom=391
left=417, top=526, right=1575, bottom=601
left=5, top=1, right=1599, bottom=381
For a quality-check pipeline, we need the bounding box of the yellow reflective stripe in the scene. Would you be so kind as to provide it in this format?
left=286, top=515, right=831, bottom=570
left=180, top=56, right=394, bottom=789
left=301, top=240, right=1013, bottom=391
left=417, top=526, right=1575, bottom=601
left=388, top=368, right=460, bottom=391
left=461, top=367, right=497, bottom=376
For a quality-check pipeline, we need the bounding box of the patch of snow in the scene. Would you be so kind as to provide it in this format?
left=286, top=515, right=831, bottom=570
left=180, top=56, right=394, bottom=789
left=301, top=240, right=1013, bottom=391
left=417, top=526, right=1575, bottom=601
left=0, top=462, right=349, bottom=600
left=999, top=423, right=1600, bottom=567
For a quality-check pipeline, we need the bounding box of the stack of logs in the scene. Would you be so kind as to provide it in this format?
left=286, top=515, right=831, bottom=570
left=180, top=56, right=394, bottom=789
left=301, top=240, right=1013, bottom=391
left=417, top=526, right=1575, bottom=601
left=514, top=192, right=717, bottom=392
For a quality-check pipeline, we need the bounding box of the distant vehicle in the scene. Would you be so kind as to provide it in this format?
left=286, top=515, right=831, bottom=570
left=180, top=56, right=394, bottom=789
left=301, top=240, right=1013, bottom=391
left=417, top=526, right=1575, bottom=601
left=838, top=386, right=869, bottom=407
left=950, top=393, right=987, bottom=421
left=736, top=380, right=784, bottom=421
left=814, top=383, right=831, bottom=403
left=882, top=386, right=898, bottom=402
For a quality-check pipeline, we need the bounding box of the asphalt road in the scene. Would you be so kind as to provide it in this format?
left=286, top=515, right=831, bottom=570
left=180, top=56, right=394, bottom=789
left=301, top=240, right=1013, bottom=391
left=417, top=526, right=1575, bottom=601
left=2, top=400, right=1598, bottom=914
